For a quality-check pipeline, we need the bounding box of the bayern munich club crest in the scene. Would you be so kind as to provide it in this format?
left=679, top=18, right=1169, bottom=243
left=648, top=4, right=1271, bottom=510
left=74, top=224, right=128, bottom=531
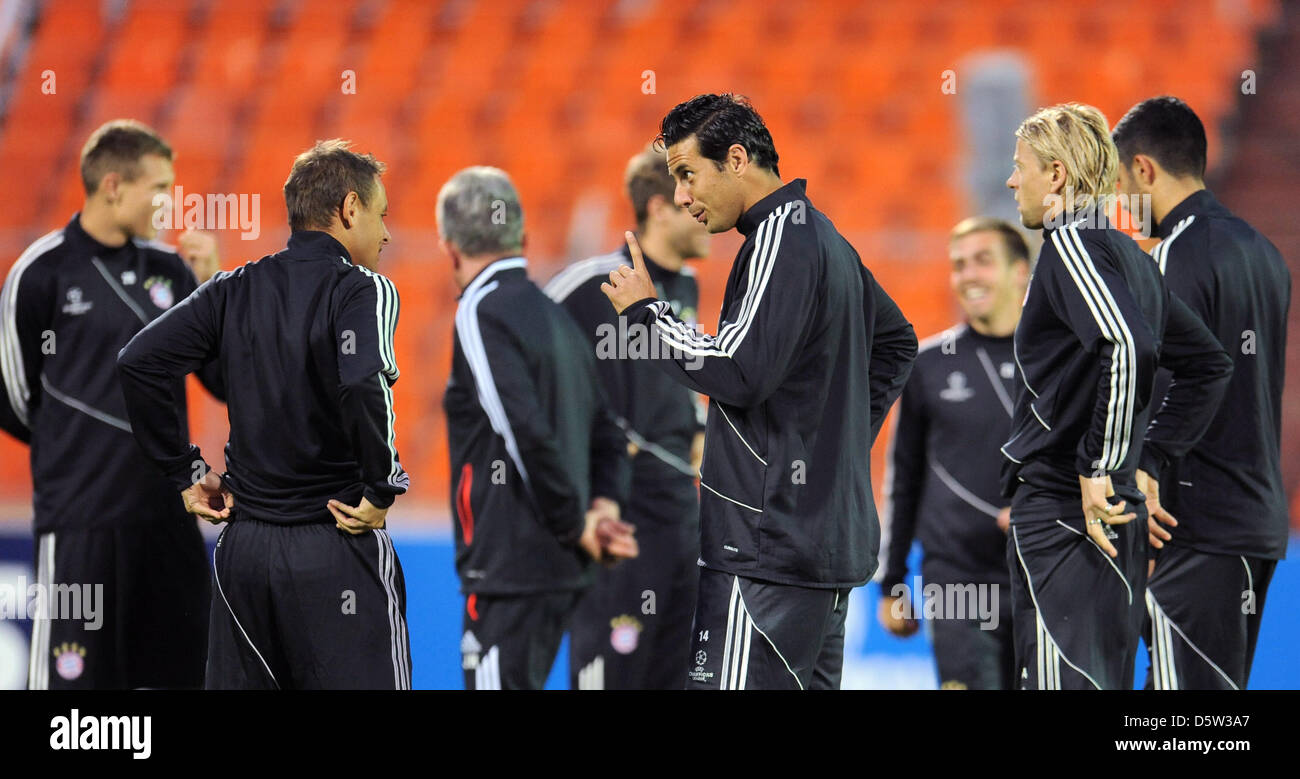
left=53, top=642, right=86, bottom=681
left=145, top=276, right=174, bottom=309
left=609, top=615, right=643, bottom=655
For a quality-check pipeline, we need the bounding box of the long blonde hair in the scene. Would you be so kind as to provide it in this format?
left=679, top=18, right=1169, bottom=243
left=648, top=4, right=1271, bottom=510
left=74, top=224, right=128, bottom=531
left=1016, top=103, right=1118, bottom=213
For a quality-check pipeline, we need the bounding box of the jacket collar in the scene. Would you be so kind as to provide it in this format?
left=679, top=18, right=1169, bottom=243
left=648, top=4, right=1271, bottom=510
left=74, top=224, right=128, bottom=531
left=459, top=256, right=528, bottom=300
left=1040, top=201, right=1109, bottom=238
left=737, top=178, right=808, bottom=237
left=287, top=230, right=353, bottom=262
left=1156, top=189, right=1220, bottom=239
left=64, top=212, right=135, bottom=258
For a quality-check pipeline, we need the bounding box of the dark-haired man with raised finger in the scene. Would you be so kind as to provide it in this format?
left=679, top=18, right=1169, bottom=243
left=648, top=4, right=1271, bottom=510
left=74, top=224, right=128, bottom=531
left=603, top=94, right=918, bottom=690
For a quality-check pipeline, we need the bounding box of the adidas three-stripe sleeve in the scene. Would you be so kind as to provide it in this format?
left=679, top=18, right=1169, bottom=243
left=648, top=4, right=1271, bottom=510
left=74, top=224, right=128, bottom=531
left=337, top=272, right=410, bottom=509
left=623, top=206, right=818, bottom=409
left=0, top=245, right=57, bottom=443
left=1038, top=228, right=1159, bottom=478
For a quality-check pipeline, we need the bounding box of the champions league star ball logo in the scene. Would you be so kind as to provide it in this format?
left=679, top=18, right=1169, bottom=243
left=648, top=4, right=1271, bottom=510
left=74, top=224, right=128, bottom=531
left=609, top=615, right=643, bottom=655
left=53, top=642, right=86, bottom=681
left=144, top=276, right=174, bottom=309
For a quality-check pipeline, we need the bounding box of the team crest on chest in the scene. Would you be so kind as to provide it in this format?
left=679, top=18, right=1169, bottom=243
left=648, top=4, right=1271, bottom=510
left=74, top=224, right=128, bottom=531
left=61, top=287, right=93, bottom=315
left=939, top=371, right=974, bottom=402
left=144, top=276, right=174, bottom=309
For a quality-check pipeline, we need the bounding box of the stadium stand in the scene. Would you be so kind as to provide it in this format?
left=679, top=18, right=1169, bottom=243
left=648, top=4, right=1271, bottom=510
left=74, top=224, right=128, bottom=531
left=0, top=0, right=1288, bottom=522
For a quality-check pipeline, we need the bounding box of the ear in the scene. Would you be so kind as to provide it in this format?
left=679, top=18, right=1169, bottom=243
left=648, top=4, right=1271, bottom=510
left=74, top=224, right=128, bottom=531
left=340, top=190, right=361, bottom=230
left=99, top=171, right=122, bottom=203
left=1048, top=160, right=1068, bottom=195
left=645, top=193, right=669, bottom=223
left=439, top=237, right=458, bottom=262
left=726, top=143, right=749, bottom=176
left=1133, top=154, right=1158, bottom=186
left=1013, top=259, right=1031, bottom=286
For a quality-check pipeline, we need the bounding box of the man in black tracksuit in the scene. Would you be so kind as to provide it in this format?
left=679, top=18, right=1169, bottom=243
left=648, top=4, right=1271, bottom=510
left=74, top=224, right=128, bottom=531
left=1113, top=96, right=1291, bottom=689
left=0, top=121, right=223, bottom=690
left=546, top=145, right=710, bottom=690
left=603, top=95, right=917, bottom=690
left=118, top=141, right=412, bottom=690
left=878, top=218, right=1031, bottom=690
left=439, top=166, right=634, bottom=691
left=1002, top=103, right=1232, bottom=690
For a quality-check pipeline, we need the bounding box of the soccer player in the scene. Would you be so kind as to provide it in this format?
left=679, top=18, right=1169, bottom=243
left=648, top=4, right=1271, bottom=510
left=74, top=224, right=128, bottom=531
left=0, top=119, right=223, bottom=689
left=1001, top=103, right=1233, bottom=690
left=1112, top=96, right=1291, bottom=690
left=878, top=217, right=1030, bottom=690
left=545, top=145, right=710, bottom=690
left=118, top=139, right=412, bottom=689
left=440, top=166, right=637, bottom=691
left=602, top=94, right=918, bottom=690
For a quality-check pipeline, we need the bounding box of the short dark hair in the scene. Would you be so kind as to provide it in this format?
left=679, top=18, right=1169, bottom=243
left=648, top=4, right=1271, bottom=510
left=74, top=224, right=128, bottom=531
left=1111, top=96, right=1207, bottom=179
left=656, top=93, right=780, bottom=177
left=625, top=144, right=675, bottom=228
left=950, top=216, right=1031, bottom=266
left=283, top=139, right=386, bottom=232
left=80, top=119, right=173, bottom=195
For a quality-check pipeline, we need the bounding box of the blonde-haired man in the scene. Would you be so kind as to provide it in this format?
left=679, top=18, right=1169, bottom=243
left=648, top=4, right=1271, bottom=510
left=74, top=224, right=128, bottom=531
left=1000, top=103, right=1233, bottom=689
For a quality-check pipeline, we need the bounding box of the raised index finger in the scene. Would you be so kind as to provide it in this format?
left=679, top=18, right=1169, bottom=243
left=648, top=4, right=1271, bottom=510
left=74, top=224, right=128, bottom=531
left=625, top=231, right=647, bottom=276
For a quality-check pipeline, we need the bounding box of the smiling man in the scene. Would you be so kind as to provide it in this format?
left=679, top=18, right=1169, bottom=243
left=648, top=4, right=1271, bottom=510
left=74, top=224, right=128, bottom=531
left=117, top=140, right=412, bottom=689
left=1000, top=103, right=1232, bottom=689
left=0, top=119, right=224, bottom=690
left=602, top=93, right=917, bottom=690
left=878, top=217, right=1029, bottom=690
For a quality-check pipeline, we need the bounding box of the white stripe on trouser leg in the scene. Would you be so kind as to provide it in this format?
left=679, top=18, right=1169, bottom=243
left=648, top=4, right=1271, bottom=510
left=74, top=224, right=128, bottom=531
left=728, top=580, right=749, bottom=690
left=376, top=531, right=399, bottom=689
left=382, top=532, right=410, bottom=689
left=1165, top=608, right=1179, bottom=689
left=476, top=646, right=500, bottom=690
left=1012, top=526, right=1102, bottom=689
left=1035, top=617, right=1044, bottom=690
left=735, top=584, right=803, bottom=690
left=27, top=533, right=40, bottom=690
left=374, top=530, right=410, bottom=689
left=28, top=533, right=52, bottom=690
left=719, top=576, right=739, bottom=688
left=1147, top=590, right=1178, bottom=690
left=737, top=609, right=753, bottom=690
left=212, top=539, right=280, bottom=688
left=42, top=532, right=53, bottom=689
left=1154, top=598, right=1175, bottom=686
left=579, top=656, right=604, bottom=690
left=729, top=609, right=745, bottom=689
left=1147, top=590, right=1238, bottom=689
